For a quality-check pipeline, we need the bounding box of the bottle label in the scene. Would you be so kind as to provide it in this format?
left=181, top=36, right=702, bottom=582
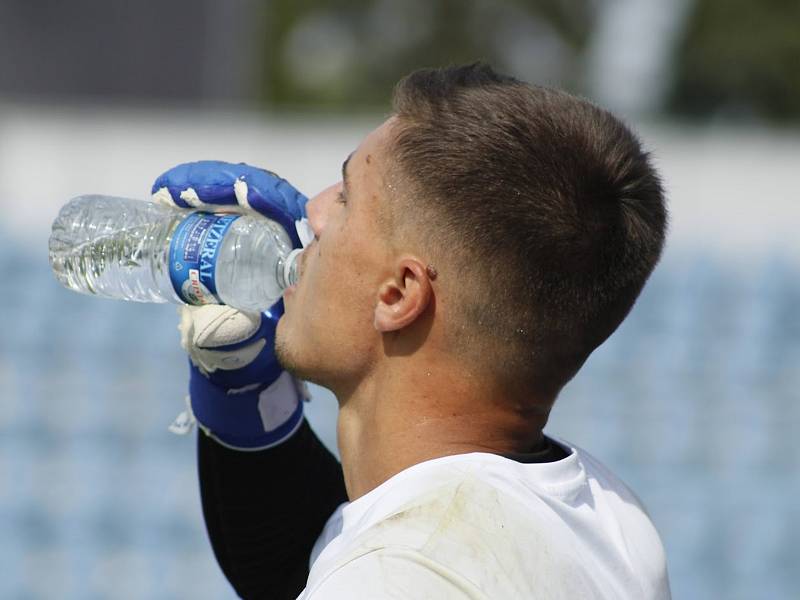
left=168, top=212, right=240, bottom=305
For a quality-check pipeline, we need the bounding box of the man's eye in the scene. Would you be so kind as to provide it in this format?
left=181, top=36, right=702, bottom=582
left=337, top=190, right=347, bottom=204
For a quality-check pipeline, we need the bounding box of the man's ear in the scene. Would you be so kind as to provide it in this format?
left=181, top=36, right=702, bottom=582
left=374, top=258, right=433, bottom=332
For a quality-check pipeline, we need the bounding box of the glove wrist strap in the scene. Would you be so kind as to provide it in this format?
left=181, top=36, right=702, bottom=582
left=184, top=366, right=305, bottom=451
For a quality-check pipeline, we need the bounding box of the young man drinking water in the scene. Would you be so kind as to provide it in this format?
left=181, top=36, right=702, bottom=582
left=153, top=62, right=671, bottom=599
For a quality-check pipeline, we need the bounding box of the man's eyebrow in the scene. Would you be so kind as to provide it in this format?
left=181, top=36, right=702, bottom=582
left=342, top=152, right=353, bottom=191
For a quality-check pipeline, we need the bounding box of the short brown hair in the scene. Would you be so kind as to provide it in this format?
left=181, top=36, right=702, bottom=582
left=388, top=63, right=667, bottom=400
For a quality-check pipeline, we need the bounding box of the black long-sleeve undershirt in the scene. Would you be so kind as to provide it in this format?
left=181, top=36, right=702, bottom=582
left=198, top=419, right=348, bottom=600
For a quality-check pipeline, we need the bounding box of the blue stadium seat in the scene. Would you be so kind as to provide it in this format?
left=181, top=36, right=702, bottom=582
left=2, top=237, right=798, bottom=599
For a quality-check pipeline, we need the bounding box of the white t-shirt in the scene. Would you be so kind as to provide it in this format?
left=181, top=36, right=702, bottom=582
left=298, top=437, right=671, bottom=599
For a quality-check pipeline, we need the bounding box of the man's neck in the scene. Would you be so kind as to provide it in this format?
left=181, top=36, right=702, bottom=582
left=334, top=358, right=550, bottom=501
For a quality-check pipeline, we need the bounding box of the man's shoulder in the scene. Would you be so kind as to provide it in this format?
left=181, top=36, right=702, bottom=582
left=341, top=446, right=662, bottom=558
left=316, top=450, right=669, bottom=599
left=308, top=473, right=591, bottom=598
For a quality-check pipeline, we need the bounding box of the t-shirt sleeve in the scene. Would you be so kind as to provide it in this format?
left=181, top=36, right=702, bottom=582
left=303, top=548, right=486, bottom=600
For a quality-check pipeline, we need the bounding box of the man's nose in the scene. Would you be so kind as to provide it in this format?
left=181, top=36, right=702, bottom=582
left=306, top=182, right=340, bottom=239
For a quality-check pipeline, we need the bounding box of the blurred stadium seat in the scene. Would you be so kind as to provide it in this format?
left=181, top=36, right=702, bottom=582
left=1, top=238, right=798, bottom=598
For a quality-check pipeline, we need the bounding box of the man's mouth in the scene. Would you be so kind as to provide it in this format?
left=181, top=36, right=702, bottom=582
left=298, top=246, right=311, bottom=280
left=297, top=252, right=305, bottom=279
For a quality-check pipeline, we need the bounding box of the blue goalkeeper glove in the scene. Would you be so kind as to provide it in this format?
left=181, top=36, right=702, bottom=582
left=152, top=160, right=312, bottom=450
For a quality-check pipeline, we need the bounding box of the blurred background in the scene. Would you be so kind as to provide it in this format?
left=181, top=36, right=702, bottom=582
left=1, top=0, right=798, bottom=598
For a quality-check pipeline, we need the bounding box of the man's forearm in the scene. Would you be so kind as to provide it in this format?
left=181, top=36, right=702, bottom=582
left=198, top=418, right=347, bottom=600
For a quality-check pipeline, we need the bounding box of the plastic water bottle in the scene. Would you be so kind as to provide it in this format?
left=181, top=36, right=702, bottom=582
left=49, top=195, right=302, bottom=312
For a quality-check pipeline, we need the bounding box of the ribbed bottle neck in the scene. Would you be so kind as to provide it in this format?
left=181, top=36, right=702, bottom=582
left=279, top=248, right=303, bottom=289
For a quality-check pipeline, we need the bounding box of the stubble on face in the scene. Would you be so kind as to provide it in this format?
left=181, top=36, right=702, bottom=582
left=273, top=321, right=297, bottom=376
left=275, top=316, right=328, bottom=387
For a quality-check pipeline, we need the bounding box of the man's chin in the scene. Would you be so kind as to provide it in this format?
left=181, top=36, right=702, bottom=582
left=274, top=331, right=315, bottom=383
left=274, top=332, right=298, bottom=374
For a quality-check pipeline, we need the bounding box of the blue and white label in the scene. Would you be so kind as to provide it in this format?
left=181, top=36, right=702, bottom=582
left=169, top=212, right=240, bottom=305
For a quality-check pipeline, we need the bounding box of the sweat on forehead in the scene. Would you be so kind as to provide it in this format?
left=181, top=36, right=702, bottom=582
left=343, top=120, right=424, bottom=238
